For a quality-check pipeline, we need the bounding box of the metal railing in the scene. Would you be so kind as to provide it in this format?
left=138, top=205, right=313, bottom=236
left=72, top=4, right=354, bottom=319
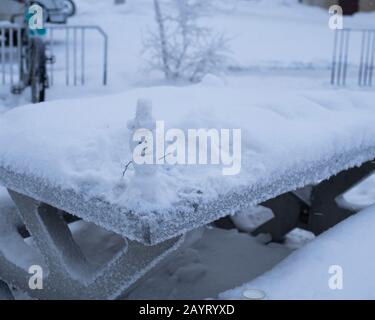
left=331, top=29, right=375, bottom=87
left=1, top=24, right=108, bottom=96
left=46, top=25, right=108, bottom=87
left=0, top=24, right=23, bottom=87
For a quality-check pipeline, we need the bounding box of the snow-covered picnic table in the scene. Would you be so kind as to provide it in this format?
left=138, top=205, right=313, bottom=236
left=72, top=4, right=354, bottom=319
left=1, top=83, right=375, bottom=245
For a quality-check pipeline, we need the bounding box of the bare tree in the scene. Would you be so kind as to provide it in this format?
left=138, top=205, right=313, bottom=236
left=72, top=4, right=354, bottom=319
left=143, top=0, right=231, bottom=82
left=153, top=0, right=172, bottom=79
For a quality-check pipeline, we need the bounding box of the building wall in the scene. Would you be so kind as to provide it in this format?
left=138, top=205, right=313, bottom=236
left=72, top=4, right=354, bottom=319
left=301, top=0, right=375, bottom=11
left=0, top=0, right=24, bottom=22
left=301, top=0, right=337, bottom=9
left=360, top=0, right=375, bottom=11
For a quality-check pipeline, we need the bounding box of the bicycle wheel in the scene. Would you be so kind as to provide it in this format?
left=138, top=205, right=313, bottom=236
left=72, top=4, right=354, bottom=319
left=29, top=38, right=47, bottom=103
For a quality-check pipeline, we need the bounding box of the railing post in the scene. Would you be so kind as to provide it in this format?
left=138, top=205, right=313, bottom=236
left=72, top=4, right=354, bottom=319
left=331, top=30, right=338, bottom=85
left=331, top=28, right=375, bottom=88
left=1, top=28, right=5, bottom=85
left=369, top=31, right=375, bottom=86
left=46, top=25, right=108, bottom=87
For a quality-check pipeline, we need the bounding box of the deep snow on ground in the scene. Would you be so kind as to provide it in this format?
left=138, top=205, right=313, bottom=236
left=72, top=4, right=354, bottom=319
left=43, top=0, right=375, bottom=101
left=220, top=204, right=375, bottom=300
left=1, top=0, right=375, bottom=105
left=125, top=227, right=291, bottom=299
left=1, top=0, right=375, bottom=300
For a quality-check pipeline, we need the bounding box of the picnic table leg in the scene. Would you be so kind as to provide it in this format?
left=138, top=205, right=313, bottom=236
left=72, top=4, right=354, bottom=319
left=309, top=159, right=375, bottom=235
left=0, top=193, right=46, bottom=297
left=1, top=190, right=183, bottom=299
left=88, top=237, right=184, bottom=299
left=252, top=159, right=375, bottom=241
left=252, top=192, right=309, bottom=242
left=8, top=190, right=93, bottom=282
left=0, top=280, right=14, bottom=300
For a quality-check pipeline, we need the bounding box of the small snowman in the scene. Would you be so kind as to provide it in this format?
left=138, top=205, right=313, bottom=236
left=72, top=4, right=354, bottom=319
left=127, top=99, right=158, bottom=202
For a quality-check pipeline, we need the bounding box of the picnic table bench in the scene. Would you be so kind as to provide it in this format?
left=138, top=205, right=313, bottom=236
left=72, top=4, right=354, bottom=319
left=0, top=84, right=375, bottom=299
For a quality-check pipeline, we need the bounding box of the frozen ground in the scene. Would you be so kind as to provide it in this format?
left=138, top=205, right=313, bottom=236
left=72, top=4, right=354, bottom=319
left=1, top=0, right=375, bottom=299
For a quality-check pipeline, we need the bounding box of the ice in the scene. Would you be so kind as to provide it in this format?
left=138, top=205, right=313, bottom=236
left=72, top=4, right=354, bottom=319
left=1, top=83, right=375, bottom=244
left=220, top=204, right=375, bottom=300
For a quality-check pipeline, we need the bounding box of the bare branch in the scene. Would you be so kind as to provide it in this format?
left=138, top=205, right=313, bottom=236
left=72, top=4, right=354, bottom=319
left=143, top=0, right=231, bottom=82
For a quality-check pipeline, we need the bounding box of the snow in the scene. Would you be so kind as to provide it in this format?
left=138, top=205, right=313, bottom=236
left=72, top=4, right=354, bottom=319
left=1, top=80, right=375, bottom=244
left=231, top=205, right=274, bottom=233
left=0, top=189, right=42, bottom=271
left=220, top=204, right=375, bottom=300
left=124, top=227, right=291, bottom=299
left=32, top=0, right=375, bottom=103
left=0, top=0, right=374, bottom=105
left=344, top=174, right=375, bottom=210
left=0, top=1, right=373, bottom=108
left=3, top=20, right=375, bottom=244
left=1, top=0, right=375, bottom=298
left=283, top=228, right=315, bottom=250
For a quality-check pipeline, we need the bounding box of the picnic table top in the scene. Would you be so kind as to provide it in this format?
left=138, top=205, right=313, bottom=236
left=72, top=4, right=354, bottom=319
left=1, top=83, right=375, bottom=245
